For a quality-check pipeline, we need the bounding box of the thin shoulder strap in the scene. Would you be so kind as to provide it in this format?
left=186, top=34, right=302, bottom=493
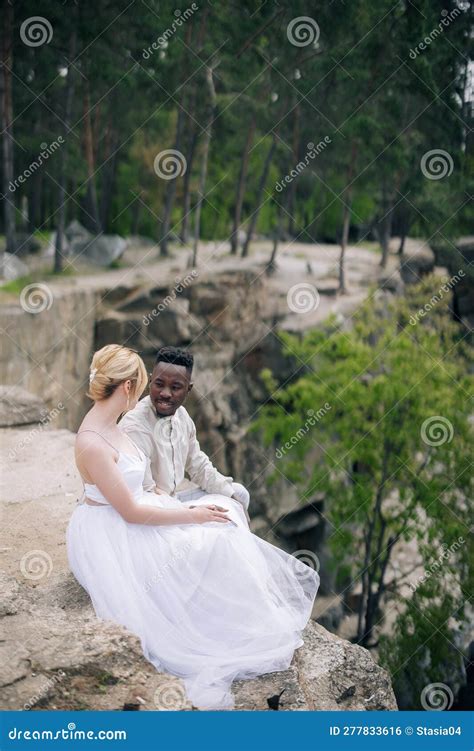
left=77, top=429, right=119, bottom=453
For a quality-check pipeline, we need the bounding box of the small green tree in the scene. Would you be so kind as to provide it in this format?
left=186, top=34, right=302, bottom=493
left=254, top=277, right=472, bottom=650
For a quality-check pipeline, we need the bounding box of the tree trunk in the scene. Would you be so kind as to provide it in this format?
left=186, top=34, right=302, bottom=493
left=287, top=102, right=300, bottom=236
left=380, top=201, right=393, bottom=269
left=180, top=124, right=198, bottom=244
left=241, top=132, right=277, bottom=258
left=131, top=194, right=141, bottom=235
left=99, top=119, right=118, bottom=231
left=267, top=196, right=284, bottom=274
left=82, top=83, right=101, bottom=233
left=159, top=21, right=193, bottom=257
left=0, top=1, right=15, bottom=271
left=192, top=62, right=218, bottom=266
left=378, top=177, right=395, bottom=269
left=338, top=198, right=351, bottom=294
left=356, top=441, right=390, bottom=646
left=54, top=22, right=77, bottom=273
left=338, top=142, right=357, bottom=293
left=159, top=104, right=186, bottom=256
left=230, top=114, right=256, bottom=254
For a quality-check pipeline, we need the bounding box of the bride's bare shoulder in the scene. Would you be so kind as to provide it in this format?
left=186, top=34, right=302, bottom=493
left=75, top=428, right=111, bottom=460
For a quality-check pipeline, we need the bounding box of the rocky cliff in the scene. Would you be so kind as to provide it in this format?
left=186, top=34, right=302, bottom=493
left=0, top=426, right=397, bottom=711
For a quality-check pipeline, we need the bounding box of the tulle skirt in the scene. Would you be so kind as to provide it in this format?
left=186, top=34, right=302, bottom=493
left=66, top=491, right=319, bottom=709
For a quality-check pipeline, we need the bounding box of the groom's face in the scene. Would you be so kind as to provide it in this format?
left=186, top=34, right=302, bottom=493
left=150, top=361, right=193, bottom=417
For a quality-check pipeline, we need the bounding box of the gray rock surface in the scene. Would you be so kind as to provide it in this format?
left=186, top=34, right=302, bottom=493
left=1, top=252, right=28, bottom=281
left=0, top=427, right=397, bottom=712
left=0, top=571, right=397, bottom=712
left=400, top=240, right=436, bottom=284
left=0, top=386, right=47, bottom=427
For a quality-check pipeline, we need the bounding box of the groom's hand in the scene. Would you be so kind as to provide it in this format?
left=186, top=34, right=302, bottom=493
left=189, top=504, right=228, bottom=512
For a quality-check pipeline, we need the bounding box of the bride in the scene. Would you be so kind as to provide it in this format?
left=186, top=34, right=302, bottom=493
left=66, top=344, right=319, bottom=710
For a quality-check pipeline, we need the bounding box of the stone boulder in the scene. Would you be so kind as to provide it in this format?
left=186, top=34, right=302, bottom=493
left=0, top=572, right=397, bottom=711
left=82, top=235, right=127, bottom=266
left=0, top=386, right=47, bottom=427
left=1, top=252, right=28, bottom=281
left=54, top=221, right=128, bottom=266
left=0, top=426, right=397, bottom=712
left=400, top=241, right=435, bottom=284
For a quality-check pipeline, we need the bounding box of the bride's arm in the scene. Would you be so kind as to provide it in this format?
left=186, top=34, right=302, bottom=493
left=79, top=443, right=229, bottom=526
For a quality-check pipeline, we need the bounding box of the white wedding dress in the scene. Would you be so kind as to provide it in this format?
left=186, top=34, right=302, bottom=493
left=66, top=443, right=319, bottom=710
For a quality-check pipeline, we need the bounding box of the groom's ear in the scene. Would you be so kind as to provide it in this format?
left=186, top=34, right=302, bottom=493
left=187, top=381, right=194, bottom=393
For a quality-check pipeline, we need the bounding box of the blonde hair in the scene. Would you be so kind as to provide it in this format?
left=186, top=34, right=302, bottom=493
left=87, top=344, right=148, bottom=402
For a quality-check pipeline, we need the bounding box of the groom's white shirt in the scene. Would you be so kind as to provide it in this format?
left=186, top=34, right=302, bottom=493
left=120, top=395, right=235, bottom=498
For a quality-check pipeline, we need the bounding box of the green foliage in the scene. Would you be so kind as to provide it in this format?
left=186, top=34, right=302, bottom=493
left=254, top=277, right=472, bottom=657
left=4, top=0, right=470, bottom=250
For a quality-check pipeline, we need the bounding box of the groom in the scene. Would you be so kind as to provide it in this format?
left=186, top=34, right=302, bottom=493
left=120, top=346, right=250, bottom=519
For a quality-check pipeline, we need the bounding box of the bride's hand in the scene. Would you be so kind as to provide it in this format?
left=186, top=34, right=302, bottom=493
left=189, top=505, right=231, bottom=524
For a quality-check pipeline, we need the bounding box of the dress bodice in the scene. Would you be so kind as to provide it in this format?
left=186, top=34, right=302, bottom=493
left=83, top=450, right=147, bottom=505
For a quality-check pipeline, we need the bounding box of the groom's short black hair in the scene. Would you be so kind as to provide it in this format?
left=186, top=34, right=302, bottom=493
left=155, top=346, right=194, bottom=375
